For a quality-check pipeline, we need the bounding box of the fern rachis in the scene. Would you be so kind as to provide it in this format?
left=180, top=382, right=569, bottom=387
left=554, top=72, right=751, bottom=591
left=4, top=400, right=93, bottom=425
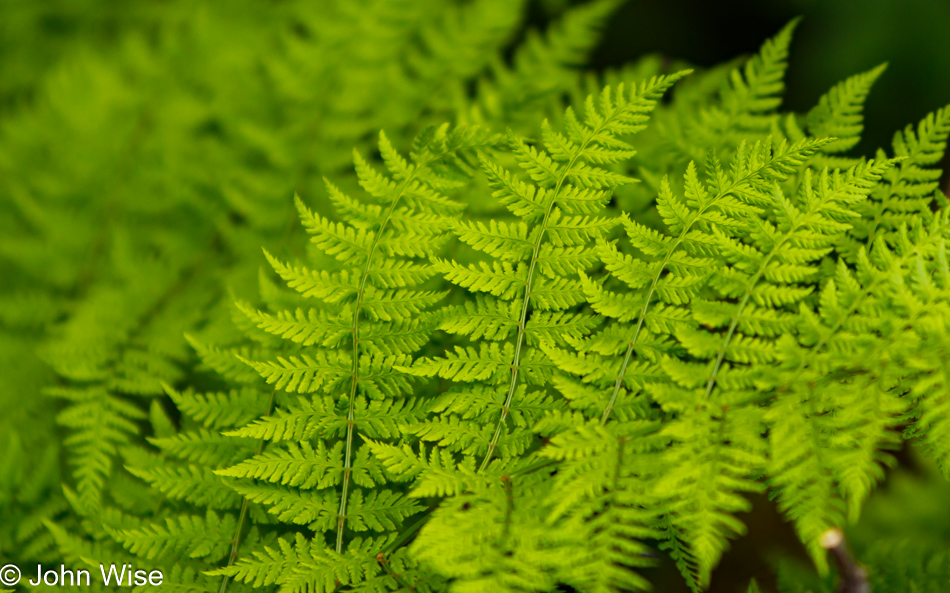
left=480, top=84, right=676, bottom=469
left=595, top=137, right=829, bottom=424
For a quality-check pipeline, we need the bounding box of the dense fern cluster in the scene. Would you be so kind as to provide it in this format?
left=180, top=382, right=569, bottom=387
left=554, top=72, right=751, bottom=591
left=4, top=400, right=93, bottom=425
left=2, top=1, right=949, bottom=592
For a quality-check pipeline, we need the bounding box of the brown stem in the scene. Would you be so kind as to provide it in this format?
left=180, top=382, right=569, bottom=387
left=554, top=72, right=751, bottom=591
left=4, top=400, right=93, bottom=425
left=820, top=528, right=871, bottom=593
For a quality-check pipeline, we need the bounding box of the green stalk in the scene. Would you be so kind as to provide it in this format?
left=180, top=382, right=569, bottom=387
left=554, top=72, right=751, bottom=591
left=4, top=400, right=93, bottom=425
left=219, top=388, right=275, bottom=593
left=479, top=108, right=638, bottom=471
left=600, top=151, right=813, bottom=424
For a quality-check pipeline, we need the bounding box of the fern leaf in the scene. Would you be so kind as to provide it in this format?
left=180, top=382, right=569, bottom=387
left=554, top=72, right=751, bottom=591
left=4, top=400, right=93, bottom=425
left=807, top=63, right=887, bottom=153
left=110, top=511, right=235, bottom=562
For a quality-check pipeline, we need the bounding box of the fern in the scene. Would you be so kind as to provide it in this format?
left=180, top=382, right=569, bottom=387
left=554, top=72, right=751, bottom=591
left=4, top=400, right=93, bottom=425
left=408, top=73, right=687, bottom=463
left=645, top=20, right=799, bottom=172
left=537, top=420, right=664, bottom=592
left=543, top=133, right=934, bottom=587
left=4, top=4, right=950, bottom=593
left=806, top=64, right=888, bottom=156
left=211, top=125, right=497, bottom=593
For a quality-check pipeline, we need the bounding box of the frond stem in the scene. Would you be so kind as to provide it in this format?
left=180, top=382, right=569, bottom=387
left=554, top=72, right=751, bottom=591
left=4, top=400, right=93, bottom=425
left=478, top=191, right=558, bottom=471
left=337, top=141, right=484, bottom=552
left=701, top=291, right=753, bottom=400
left=479, top=108, right=632, bottom=471
left=219, top=388, right=275, bottom=593
left=701, top=174, right=865, bottom=401
left=601, top=154, right=800, bottom=423
left=338, top=166, right=426, bottom=553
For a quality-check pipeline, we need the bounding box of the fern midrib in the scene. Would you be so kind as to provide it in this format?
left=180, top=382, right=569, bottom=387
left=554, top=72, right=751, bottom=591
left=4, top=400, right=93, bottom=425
left=219, top=388, right=275, bottom=593
left=600, top=157, right=801, bottom=424
left=778, top=209, right=943, bottom=403
left=337, top=143, right=480, bottom=553
left=478, top=110, right=628, bottom=472
left=337, top=160, right=427, bottom=553
left=702, top=207, right=829, bottom=402
left=700, top=174, right=872, bottom=402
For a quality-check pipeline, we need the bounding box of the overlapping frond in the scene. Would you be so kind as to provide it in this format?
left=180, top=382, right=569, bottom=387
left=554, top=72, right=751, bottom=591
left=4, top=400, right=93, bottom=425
left=806, top=64, right=887, bottom=155
left=842, top=105, right=950, bottom=259
left=537, top=420, right=665, bottom=592
left=394, top=74, right=687, bottom=590
left=410, top=73, right=688, bottom=463
left=215, top=124, right=497, bottom=593
left=756, top=213, right=949, bottom=569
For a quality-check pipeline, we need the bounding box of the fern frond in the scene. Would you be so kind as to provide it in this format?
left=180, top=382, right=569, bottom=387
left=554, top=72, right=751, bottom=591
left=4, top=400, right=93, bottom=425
left=468, top=0, right=623, bottom=129
left=807, top=63, right=887, bottom=154
left=720, top=19, right=798, bottom=134
left=218, top=125, right=498, bottom=573
left=46, top=385, right=147, bottom=514
left=210, top=534, right=390, bottom=593
left=126, top=464, right=242, bottom=509
left=561, top=137, right=826, bottom=424
left=414, top=74, right=688, bottom=472
left=110, top=511, right=235, bottom=562
left=409, top=471, right=574, bottom=593
left=391, top=73, right=691, bottom=591
left=843, top=105, right=950, bottom=259
left=216, top=442, right=344, bottom=490
left=165, top=385, right=265, bottom=431
left=657, top=409, right=766, bottom=591
left=539, top=421, right=664, bottom=592
left=757, top=215, right=950, bottom=566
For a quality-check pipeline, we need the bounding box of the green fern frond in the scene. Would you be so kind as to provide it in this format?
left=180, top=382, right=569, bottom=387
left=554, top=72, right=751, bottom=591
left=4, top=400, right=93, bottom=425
left=215, top=125, right=498, bottom=591
left=126, top=464, right=242, bottom=509
left=46, top=385, right=147, bottom=514
left=110, top=510, right=236, bottom=562
left=11, top=8, right=948, bottom=593
left=555, top=138, right=825, bottom=423
left=806, top=63, right=887, bottom=154
left=539, top=421, right=664, bottom=592
left=657, top=410, right=766, bottom=591
left=410, top=74, right=688, bottom=471
left=468, top=0, right=623, bottom=129
left=409, top=472, right=572, bottom=593
left=210, top=534, right=392, bottom=593
left=720, top=18, right=799, bottom=134
left=843, top=105, right=950, bottom=259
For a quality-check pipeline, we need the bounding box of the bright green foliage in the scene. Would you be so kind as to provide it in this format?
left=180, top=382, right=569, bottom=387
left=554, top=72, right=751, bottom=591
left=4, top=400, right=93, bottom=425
left=3, top=3, right=950, bottom=593
left=536, top=421, right=664, bottom=593
left=406, top=73, right=686, bottom=464
left=806, top=64, right=887, bottom=156
left=210, top=124, right=497, bottom=592
left=0, top=0, right=589, bottom=585
left=841, top=105, right=950, bottom=259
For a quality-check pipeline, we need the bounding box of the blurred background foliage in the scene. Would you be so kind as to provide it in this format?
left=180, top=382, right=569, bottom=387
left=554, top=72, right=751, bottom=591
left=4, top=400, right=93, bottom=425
left=576, top=0, right=950, bottom=173
left=0, top=1, right=947, bottom=592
